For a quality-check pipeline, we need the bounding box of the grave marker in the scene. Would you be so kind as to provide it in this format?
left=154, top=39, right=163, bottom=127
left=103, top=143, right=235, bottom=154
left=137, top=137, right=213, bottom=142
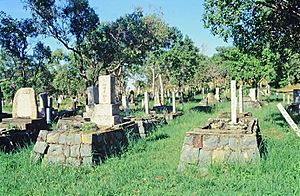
left=215, top=87, right=220, bottom=102
left=231, top=80, right=237, bottom=123
left=144, top=92, right=149, bottom=115
left=249, top=88, right=256, bottom=101
left=12, top=88, right=38, bottom=119
left=172, top=91, right=176, bottom=113
left=277, top=103, right=300, bottom=137
left=239, top=85, right=243, bottom=113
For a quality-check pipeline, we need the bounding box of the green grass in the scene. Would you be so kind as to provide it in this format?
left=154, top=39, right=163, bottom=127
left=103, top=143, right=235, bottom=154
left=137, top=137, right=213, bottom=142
left=0, top=101, right=300, bottom=195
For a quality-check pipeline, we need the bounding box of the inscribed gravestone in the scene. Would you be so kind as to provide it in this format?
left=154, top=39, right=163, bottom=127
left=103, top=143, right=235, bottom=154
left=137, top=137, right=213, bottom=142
left=99, top=75, right=115, bottom=104
left=12, top=88, right=38, bottom=119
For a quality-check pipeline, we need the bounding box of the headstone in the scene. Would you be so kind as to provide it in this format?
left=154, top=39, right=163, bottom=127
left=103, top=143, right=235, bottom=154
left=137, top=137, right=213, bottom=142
left=215, top=87, right=220, bottom=102
left=202, top=87, right=205, bottom=97
left=283, top=94, right=286, bottom=103
left=239, top=85, right=243, bottom=113
left=129, top=90, right=134, bottom=104
left=154, top=91, right=161, bottom=106
left=12, top=88, right=38, bottom=119
left=46, top=108, right=51, bottom=124
left=87, top=86, right=99, bottom=105
left=277, top=103, right=300, bottom=137
left=57, top=95, right=63, bottom=109
left=144, top=92, right=149, bottom=115
left=172, top=91, right=176, bottom=113
left=231, top=80, right=237, bottom=123
left=287, top=94, right=290, bottom=104
left=90, top=75, right=121, bottom=126
left=121, top=95, right=127, bottom=109
left=257, top=87, right=260, bottom=101
left=249, top=88, right=256, bottom=101
left=38, top=93, right=48, bottom=118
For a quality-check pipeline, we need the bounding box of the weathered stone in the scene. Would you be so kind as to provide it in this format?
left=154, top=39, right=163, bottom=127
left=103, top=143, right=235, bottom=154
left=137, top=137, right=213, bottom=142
left=179, top=145, right=200, bottom=164
left=184, top=134, right=194, bottom=145
left=66, top=133, right=81, bottom=145
left=240, top=136, right=257, bottom=149
left=63, top=146, right=70, bottom=157
left=82, top=157, right=93, bottom=166
left=99, top=75, right=115, bottom=104
left=66, top=157, right=81, bottom=166
left=212, top=150, right=231, bottom=162
left=93, top=104, right=120, bottom=116
left=48, top=144, right=63, bottom=156
left=80, top=144, right=92, bottom=157
left=198, top=150, right=212, bottom=167
left=218, top=136, right=229, bottom=148
left=228, top=137, right=238, bottom=150
left=70, top=145, right=80, bottom=157
left=193, top=135, right=203, bottom=148
left=47, top=132, right=60, bottom=144
left=38, top=130, right=48, bottom=141
left=12, top=88, right=38, bottom=119
left=46, top=155, right=65, bottom=165
left=203, top=135, right=219, bottom=150
left=33, top=141, right=48, bottom=154
left=57, top=133, right=66, bottom=144
left=31, top=152, right=43, bottom=164
left=242, top=149, right=259, bottom=162
left=81, top=134, right=92, bottom=144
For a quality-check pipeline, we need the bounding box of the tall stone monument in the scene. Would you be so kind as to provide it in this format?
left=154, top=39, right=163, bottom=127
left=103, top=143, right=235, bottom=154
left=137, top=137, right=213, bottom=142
left=249, top=88, right=256, bottom=101
left=90, top=75, right=121, bottom=127
left=12, top=88, right=38, bottom=119
left=231, top=80, right=237, bottom=123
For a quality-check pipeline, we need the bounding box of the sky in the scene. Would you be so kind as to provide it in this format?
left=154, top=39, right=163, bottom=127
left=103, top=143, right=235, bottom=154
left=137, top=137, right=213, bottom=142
left=0, top=0, right=231, bottom=56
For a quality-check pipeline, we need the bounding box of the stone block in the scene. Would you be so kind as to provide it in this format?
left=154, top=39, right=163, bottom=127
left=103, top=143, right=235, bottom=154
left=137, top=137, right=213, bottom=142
left=203, top=135, right=219, bottom=150
left=63, top=146, right=70, bottom=157
left=193, top=135, right=203, bottom=148
left=184, top=134, right=194, bottom=145
left=47, top=155, right=66, bottom=165
left=82, top=157, right=93, bottom=166
left=70, top=145, right=80, bottom=157
left=98, top=75, right=115, bottom=104
left=47, top=132, right=60, bottom=144
left=240, top=136, right=257, bottom=149
left=228, top=137, right=238, bottom=150
left=66, top=133, right=81, bottom=145
left=33, top=141, right=48, bottom=154
left=212, top=150, right=231, bottom=162
left=58, top=133, right=67, bottom=144
left=91, top=115, right=122, bottom=127
left=48, top=144, right=63, bottom=156
left=66, top=157, right=81, bottom=166
left=81, top=134, right=92, bottom=144
left=218, top=136, right=229, bottom=148
left=198, top=150, right=212, bottom=167
left=242, top=149, right=260, bottom=162
left=94, top=104, right=120, bottom=116
left=179, top=145, right=200, bottom=164
left=80, top=144, right=92, bottom=157
left=38, top=130, right=48, bottom=141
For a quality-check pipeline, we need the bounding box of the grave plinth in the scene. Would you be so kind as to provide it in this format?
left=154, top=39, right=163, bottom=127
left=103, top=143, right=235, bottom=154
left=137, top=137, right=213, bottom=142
left=90, top=75, right=121, bottom=127
left=178, top=113, right=262, bottom=172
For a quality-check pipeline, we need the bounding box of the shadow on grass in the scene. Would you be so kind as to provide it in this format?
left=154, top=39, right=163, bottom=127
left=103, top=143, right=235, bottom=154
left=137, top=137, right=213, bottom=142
left=190, top=106, right=213, bottom=113
left=146, top=133, right=170, bottom=142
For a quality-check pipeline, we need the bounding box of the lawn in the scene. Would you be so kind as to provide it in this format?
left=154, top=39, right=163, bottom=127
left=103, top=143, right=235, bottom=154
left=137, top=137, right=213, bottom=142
left=0, top=101, right=299, bottom=195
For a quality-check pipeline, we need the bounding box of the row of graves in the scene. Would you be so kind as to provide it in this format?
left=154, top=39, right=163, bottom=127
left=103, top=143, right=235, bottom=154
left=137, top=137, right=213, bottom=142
left=29, top=75, right=182, bottom=166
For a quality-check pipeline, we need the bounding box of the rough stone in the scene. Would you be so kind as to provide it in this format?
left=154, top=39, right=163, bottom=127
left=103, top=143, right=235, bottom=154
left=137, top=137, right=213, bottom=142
left=198, top=150, right=212, bottom=167
left=63, top=146, right=70, bottom=157
left=58, top=133, right=67, bottom=144
left=38, top=130, right=48, bottom=141
left=66, top=157, right=81, bottom=166
left=218, top=136, right=229, bottom=148
left=48, top=144, right=63, bottom=156
left=203, top=135, right=219, bottom=150
left=70, top=145, right=80, bottom=157
left=179, top=145, right=200, bottom=164
left=66, top=134, right=81, bottom=145
left=212, top=150, right=231, bottom=162
left=33, top=141, right=48, bottom=154
left=80, top=144, right=92, bottom=157
left=46, top=155, right=66, bottom=165
left=228, top=137, right=238, bottom=150
left=81, top=134, right=92, bottom=144
left=241, top=136, right=257, bottom=149
left=47, top=132, right=60, bottom=144
left=184, top=134, right=194, bottom=145
left=82, top=157, right=93, bottom=166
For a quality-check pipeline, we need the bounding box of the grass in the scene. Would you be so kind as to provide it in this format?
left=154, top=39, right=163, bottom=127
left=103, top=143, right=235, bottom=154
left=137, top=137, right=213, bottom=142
left=0, top=100, right=300, bottom=195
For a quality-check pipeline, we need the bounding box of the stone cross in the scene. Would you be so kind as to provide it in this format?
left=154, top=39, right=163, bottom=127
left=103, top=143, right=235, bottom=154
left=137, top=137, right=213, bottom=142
left=172, top=91, right=176, bottom=113
left=277, top=103, right=300, bottom=137
left=239, top=85, right=243, bottom=113
left=215, top=87, right=220, bottom=102
left=144, top=91, right=149, bottom=115
left=231, top=80, right=237, bottom=123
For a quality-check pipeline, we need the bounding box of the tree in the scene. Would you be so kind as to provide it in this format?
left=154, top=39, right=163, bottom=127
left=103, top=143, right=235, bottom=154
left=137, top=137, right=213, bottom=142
left=203, top=0, right=300, bottom=55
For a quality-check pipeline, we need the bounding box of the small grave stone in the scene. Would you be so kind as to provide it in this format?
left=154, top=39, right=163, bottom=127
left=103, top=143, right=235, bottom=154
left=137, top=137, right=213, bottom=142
left=12, top=88, right=38, bottom=119
left=172, top=91, right=176, bottom=113
left=249, top=88, right=256, bottom=101
left=144, top=92, right=149, bottom=115
left=38, top=93, right=48, bottom=118
left=287, top=94, right=290, bottom=104
left=239, top=85, right=243, bottom=113
left=215, top=87, right=220, bottom=102
left=154, top=91, right=161, bottom=106
left=231, top=80, right=237, bottom=123
left=87, top=86, right=99, bottom=105
left=283, top=94, right=286, bottom=103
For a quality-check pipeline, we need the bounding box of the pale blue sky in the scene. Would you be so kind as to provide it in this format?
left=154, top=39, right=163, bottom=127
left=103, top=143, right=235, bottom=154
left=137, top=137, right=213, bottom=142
left=0, top=0, right=231, bottom=56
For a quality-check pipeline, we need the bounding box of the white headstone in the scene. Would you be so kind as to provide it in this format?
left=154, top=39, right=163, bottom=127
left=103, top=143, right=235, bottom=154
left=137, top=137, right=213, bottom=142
left=283, top=94, right=286, bottom=103
left=12, top=88, right=38, bottom=119
left=287, top=94, right=290, bottom=104
left=239, top=85, right=243, bottom=113
left=144, top=91, right=149, bottom=115
left=215, top=87, right=220, bottom=102
left=172, top=91, right=176, bottom=113
left=249, top=88, right=256, bottom=101
left=231, top=80, right=237, bottom=123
